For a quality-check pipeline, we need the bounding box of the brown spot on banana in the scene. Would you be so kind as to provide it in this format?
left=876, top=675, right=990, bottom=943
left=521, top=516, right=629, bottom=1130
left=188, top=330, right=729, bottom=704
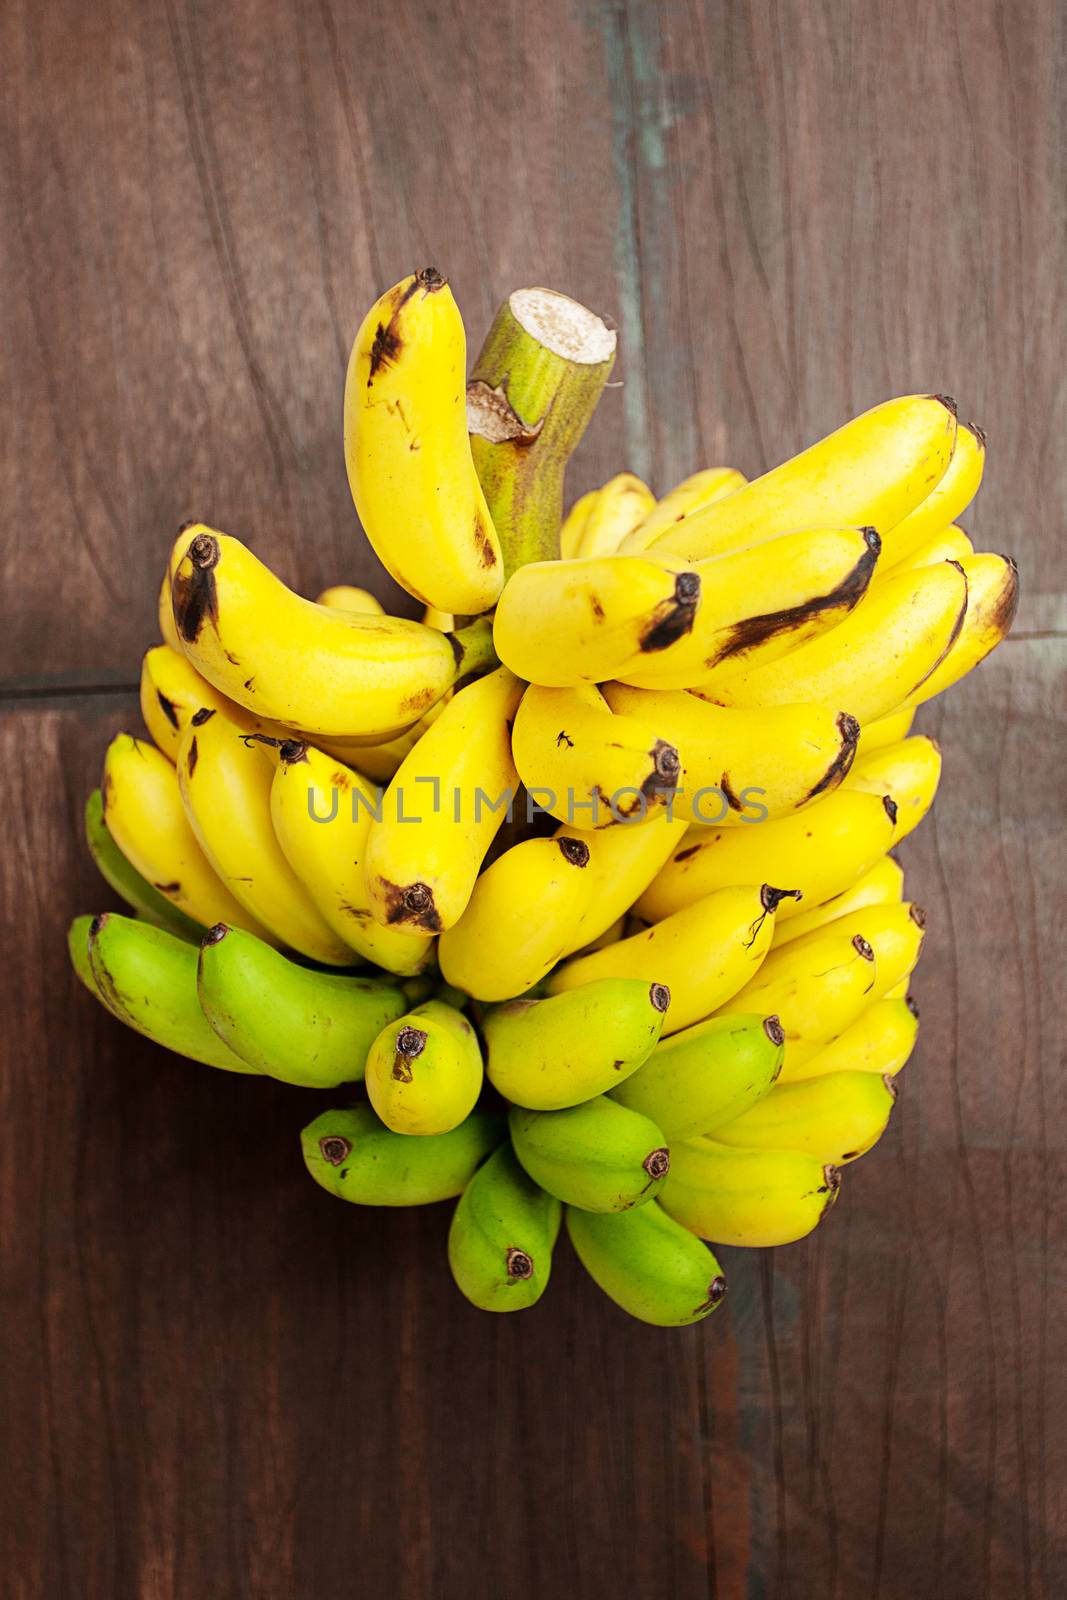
left=473, top=515, right=498, bottom=568
left=907, top=561, right=971, bottom=697
left=391, top=1026, right=428, bottom=1082
left=557, top=838, right=591, bottom=868
left=153, top=881, right=181, bottom=894
left=378, top=879, right=442, bottom=932
left=186, top=737, right=199, bottom=777
left=173, top=533, right=221, bottom=644
left=720, top=771, right=743, bottom=812
left=639, top=571, right=701, bottom=653
left=191, top=707, right=216, bottom=727
left=366, top=270, right=443, bottom=384
left=156, top=691, right=179, bottom=729
left=988, top=556, right=1020, bottom=639
left=931, top=394, right=958, bottom=416
left=804, top=712, right=861, bottom=802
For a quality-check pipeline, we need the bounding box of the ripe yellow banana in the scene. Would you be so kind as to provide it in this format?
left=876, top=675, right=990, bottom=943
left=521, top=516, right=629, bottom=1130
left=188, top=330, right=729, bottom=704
left=711, top=1070, right=898, bottom=1165
left=771, top=854, right=904, bottom=948
left=661, top=1141, right=841, bottom=1247
left=492, top=554, right=701, bottom=687
left=315, top=584, right=385, bottom=614
left=101, top=732, right=267, bottom=936
left=900, top=551, right=1018, bottom=708
left=636, top=788, right=896, bottom=923
left=646, top=394, right=958, bottom=562
left=603, top=684, right=860, bottom=823
left=140, top=643, right=289, bottom=761
left=788, top=996, right=919, bottom=1082
left=878, top=419, right=985, bottom=566
left=619, top=467, right=747, bottom=554
left=882, top=524, right=973, bottom=576
left=170, top=527, right=495, bottom=741
left=343, top=267, right=503, bottom=614
left=511, top=683, right=682, bottom=828
left=790, top=900, right=926, bottom=1008
left=855, top=704, right=915, bottom=756
left=364, top=666, right=524, bottom=932
left=695, top=558, right=969, bottom=723
left=547, top=883, right=794, bottom=1034
left=176, top=711, right=352, bottom=965
left=556, top=810, right=690, bottom=956
left=616, top=525, right=882, bottom=692
left=844, top=735, right=942, bottom=844
left=270, top=740, right=433, bottom=975
left=559, top=473, right=656, bottom=560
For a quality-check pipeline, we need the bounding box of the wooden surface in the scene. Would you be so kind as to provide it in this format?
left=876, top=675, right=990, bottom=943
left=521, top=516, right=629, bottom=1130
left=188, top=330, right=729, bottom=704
left=1, top=0, right=1063, bottom=1594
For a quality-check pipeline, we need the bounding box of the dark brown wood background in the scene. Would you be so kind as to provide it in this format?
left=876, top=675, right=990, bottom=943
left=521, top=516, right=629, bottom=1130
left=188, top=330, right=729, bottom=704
left=2, top=0, right=1063, bottom=1594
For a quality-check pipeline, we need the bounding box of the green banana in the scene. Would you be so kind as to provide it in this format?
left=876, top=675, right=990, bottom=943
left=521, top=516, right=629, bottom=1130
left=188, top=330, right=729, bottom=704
left=509, top=1097, right=670, bottom=1212
left=712, top=1070, right=899, bottom=1164
left=75, top=912, right=259, bottom=1073
left=196, top=923, right=406, bottom=1088
left=447, top=1143, right=562, bottom=1311
left=610, top=1012, right=784, bottom=1139
left=365, top=1000, right=484, bottom=1135
left=84, top=788, right=202, bottom=941
left=661, top=1141, right=840, bottom=1246
left=565, top=1202, right=727, bottom=1327
left=483, top=979, right=670, bottom=1109
left=68, top=913, right=101, bottom=995
left=301, top=1105, right=504, bottom=1205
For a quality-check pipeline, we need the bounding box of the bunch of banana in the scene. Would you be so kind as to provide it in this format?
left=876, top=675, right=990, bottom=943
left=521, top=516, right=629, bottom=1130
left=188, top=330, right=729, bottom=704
left=69, top=266, right=1019, bottom=1327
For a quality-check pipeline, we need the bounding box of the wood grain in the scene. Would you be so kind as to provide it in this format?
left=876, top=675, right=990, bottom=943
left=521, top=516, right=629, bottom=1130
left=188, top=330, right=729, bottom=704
left=1, top=0, right=1063, bottom=1594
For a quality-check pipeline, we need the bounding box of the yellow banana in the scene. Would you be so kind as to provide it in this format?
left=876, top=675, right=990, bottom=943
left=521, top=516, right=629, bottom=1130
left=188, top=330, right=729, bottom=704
left=844, top=735, right=942, bottom=844
left=855, top=704, right=915, bottom=756
left=315, top=584, right=385, bottom=614
left=364, top=666, right=524, bottom=932
left=882, top=524, right=973, bottom=576
left=712, top=1071, right=898, bottom=1165
left=788, top=996, right=919, bottom=1082
left=647, top=394, right=959, bottom=562
left=140, top=643, right=289, bottom=761
left=878, top=419, right=985, bottom=565
left=547, top=884, right=794, bottom=1035
left=176, top=711, right=351, bottom=965
left=343, top=267, right=503, bottom=615
left=617, top=525, right=881, bottom=691
left=556, top=811, right=690, bottom=955
left=900, top=551, right=1018, bottom=708
left=619, top=467, right=747, bottom=554
left=771, top=855, right=904, bottom=949
left=560, top=473, right=656, bottom=560
left=696, top=558, right=969, bottom=723
left=270, top=740, right=433, bottom=975
left=636, top=788, right=896, bottom=923
left=510, top=682, right=682, bottom=828
left=603, top=684, right=860, bottom=823
left=170, top=527, right=495, bottom=741
left=661, top=1141, right=841, bottom=1247
left=788, top=900, right=926, bottom=1008
left=101, top=732, right=268, bottom=936
left=493, top=554, right=701, bottom=687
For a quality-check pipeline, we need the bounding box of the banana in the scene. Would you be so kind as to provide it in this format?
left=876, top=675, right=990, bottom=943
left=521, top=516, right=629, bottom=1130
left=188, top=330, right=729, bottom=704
left=661, top=1141, right=840, bottom=1247
left=301, top=1105, right=503, bottom=1206
left=619, top=467, right=747, bottom=554
left=511, top=683, right=682, bottom=828
left=712, top=1070, right=898, bottom=1165
left=696, top=558, right=969, bottom=721
left=603, top=684, right=859, bottom=823
left=509, top=1097, right=670, bottom=1212
left=636, top=789, right=896, bottom=924
left=900, top=551, right=1018, bottom=708
left=438, top=834, right=597, bottom=1000
left=844, top=735, right=941, bottom=844
left=140, top=642, right=289, bottom=761
left=343, top=267, right=503, bottom=615
left=176, top=710, right=352, bottom=964
left=364, top=666, right=524, bottom=932
left=157, top=520, right=205, bottom=651
left=618, top=525, right=882, bottom=692
left=315, top=584, right=384, bottom=614
left=788, top=996, right=919, bottom=1082
left=102, top=732, right=267, bottom=935
left=855, top=704, right=915, bottom=756
left=320, top=696, right=449, bottom=785
left=770, top=855, right=904, bottom=949
left=483, top=978, right=670, bottom=1108
left=170, top=528, right=496, bottom=741
left=882, top=524, right=973, bottom=575
left=565, top=1201, right=727, bottom=1327
left=879, top=419, right=985, bottom=565
left=557, top=810, right=690, bottom=956
left=84, top=788, right=202, bottom=941
left=646, top=394, right=958, bottom=562
left=73, top=912, right=259, bottom=1073
left=610, top=1012, right=784, bottom=1139
left=559, top=473, right=656, bottom=560
left=365, top=1000, right=484, bottom=1136
left=196, top=923, right=406, bottom=1087
left=714, top=925, right=879, bottom=1074
left=270, top=740, right=432, bottom=975
left=784, top=901, right=926, bottom=1013
left=448, top=1144, right=562, bottom=1312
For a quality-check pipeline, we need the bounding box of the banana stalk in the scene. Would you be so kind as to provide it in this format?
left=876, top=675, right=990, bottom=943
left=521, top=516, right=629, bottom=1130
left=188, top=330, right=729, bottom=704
left=467, top=288, right=617, bottom=575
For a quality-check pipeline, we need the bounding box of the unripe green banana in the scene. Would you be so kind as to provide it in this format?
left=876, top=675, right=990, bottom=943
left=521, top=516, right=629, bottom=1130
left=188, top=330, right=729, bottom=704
left=84, top=788, right=202, bottom=941
left=196, top=923, right=406, bottom=1088
left=483, top=979, right=670, bottom=1109
left=301, top=1105, right=504, bottom=1206
left=661, top=1141, right=840, bottom=1246
left=73, top=912, right=259, bottom=1073
left=565, top=1202, right=727, bottom=1327
left=365, top=1000, right=484, bottom=1135
left=509, top=1097, right=670, bottom=1212
left=448, top=1143, right=562, bottom=1311
left=610, top=1012, right=784, bottom=1139
left=712, top=1070, right=898, bottom=1164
